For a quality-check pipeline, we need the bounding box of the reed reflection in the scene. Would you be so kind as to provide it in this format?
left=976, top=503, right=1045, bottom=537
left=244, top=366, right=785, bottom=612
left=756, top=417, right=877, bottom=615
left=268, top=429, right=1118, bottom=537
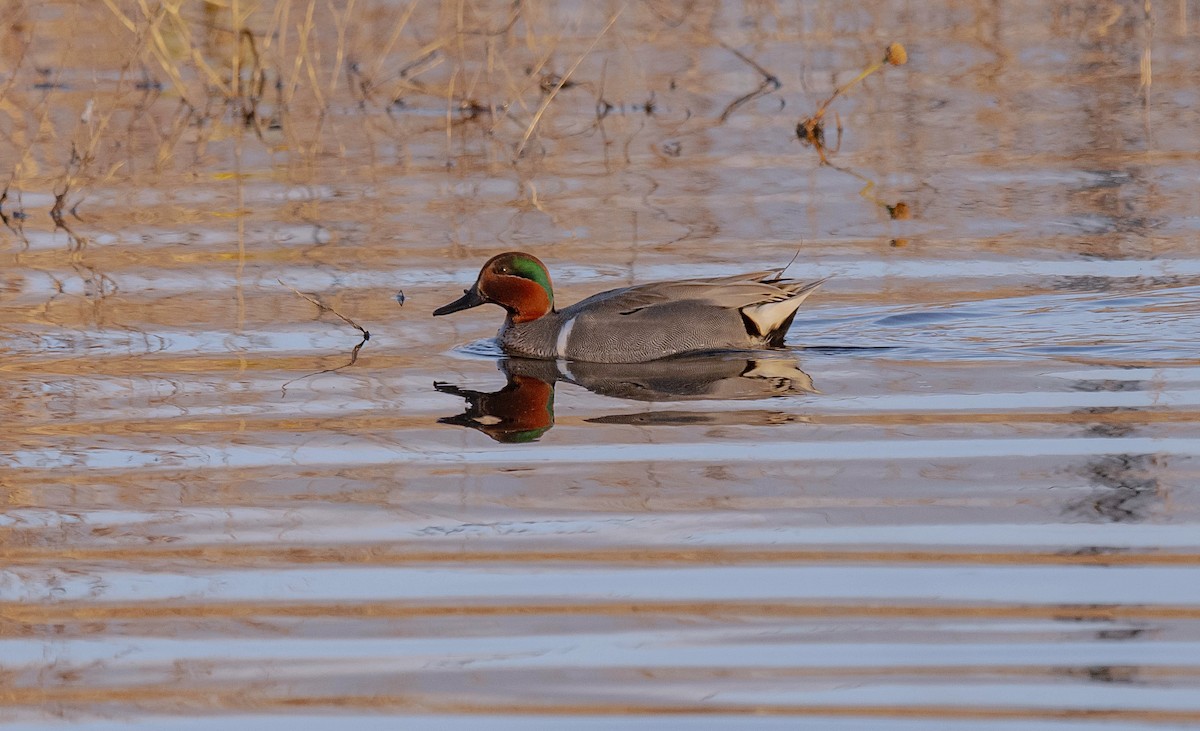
left=436, top=354, right=816, bottom=443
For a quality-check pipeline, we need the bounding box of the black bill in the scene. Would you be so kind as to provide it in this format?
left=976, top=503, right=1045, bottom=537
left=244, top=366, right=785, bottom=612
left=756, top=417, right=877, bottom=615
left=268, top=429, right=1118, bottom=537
left=433, top=285, right=486, bottom=316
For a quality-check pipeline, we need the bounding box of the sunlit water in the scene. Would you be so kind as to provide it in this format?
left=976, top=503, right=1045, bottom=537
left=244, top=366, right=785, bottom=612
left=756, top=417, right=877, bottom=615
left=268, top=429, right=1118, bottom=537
left=2, top=1, right=1200, bottom=729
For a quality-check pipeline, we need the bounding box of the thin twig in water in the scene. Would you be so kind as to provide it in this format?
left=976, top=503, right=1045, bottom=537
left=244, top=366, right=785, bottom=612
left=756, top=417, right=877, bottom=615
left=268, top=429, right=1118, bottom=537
left=279, top=333, right=369, bottom=397
left=279, top=279, right=370, bottom=337
left=279, top=279, right=371, bottom=397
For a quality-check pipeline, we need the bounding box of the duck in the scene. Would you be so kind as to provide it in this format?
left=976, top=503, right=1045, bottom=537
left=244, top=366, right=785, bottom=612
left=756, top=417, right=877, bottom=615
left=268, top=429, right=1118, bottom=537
left=433, top=252, right=826, bottom=364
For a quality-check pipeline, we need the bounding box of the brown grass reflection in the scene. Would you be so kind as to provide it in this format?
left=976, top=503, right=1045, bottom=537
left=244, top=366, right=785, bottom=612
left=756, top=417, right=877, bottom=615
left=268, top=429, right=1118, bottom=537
left=0, top=546, right=1197, bottom=568
left=4, top=690, right=1200, bottom=723
left=7, top=599, right=1200, bottom=625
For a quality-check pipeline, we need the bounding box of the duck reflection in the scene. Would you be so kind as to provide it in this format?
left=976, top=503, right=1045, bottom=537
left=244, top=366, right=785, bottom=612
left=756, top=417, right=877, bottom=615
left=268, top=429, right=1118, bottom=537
left=435, top=371, right=556, bottom=443
left=435, top=354, right=816, bottom=442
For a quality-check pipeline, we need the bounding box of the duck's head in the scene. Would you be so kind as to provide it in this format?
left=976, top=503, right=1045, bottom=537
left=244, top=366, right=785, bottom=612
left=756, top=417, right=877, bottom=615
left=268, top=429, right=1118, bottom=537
left=433, top=252, right=554, bottom=323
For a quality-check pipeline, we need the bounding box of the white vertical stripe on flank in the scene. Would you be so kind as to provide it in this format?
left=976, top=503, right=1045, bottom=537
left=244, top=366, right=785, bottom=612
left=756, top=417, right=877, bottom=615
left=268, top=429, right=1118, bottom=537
left=555, top=315, right=577, bottom=357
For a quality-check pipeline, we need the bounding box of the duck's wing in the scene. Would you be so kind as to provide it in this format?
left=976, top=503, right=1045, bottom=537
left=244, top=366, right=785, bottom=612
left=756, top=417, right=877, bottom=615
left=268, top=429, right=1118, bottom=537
left=562, top=272, right=823, bottom=316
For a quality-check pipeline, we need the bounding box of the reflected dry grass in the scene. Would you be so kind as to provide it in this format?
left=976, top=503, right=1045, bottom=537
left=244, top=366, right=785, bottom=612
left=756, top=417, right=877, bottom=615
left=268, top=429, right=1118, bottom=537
left=1, top=2, right=756, bottom=220
left=0, top=0, right=923, bottom=263
left=4, top=545, right=1200, bottom=567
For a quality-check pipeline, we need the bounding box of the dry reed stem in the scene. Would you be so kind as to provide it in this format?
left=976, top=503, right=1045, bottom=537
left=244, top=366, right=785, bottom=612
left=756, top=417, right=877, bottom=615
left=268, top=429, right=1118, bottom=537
left=514, top=5, right=624, bottom=160
left=100, top=0, right=138, bottom=33
left=798, top=42, right=907, bottom=160
left=297, top=0, right=325, bottom=111
left=327, top=0, right=357, bottom=97
left=278, top=279, right=370, bottom=394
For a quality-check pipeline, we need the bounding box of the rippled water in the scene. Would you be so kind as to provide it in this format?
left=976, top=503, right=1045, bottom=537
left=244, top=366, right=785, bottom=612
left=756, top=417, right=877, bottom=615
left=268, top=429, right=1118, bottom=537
left=3, top=1, right=1200, bottom=728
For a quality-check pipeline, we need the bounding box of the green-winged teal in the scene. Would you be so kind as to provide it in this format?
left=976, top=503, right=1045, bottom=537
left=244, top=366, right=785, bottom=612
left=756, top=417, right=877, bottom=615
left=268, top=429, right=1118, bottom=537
left=434, top=252, right=826, bottom=363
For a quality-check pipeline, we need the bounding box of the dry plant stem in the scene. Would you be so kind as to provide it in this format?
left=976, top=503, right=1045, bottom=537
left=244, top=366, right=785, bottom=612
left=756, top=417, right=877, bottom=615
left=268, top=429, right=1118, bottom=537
left=49, top=8, right=157, bottom=240
left=366, top=0, right=420, bottom=84
left=279, top=332, right=368, bottom=396
left=288, top=0, right=325, bottom=111
left=827, top=161, right=879, bottom=200
left=277, top=278, right=371, bottom=395
left=0, top=182, right=29, bottom=246
left=445, top=70, right=457, bottom=152
left=799, top=43, right=904, bottom=159
left=100, top=0, right=137, bottom=32
left=825, top=160, right=906, bottom=218
left=0, top=12, right=33, bottom=105
left=327, top=0, right=357, bottom=97
left=142, top=0, right=230, bottom=102
left=807, top=110, right=843, bottom=165
left=514, top=5, right=624, bottom=160
left=237, top=29, right=268, bottom=138
left=231, top=0, right=242, bottom=101
left=475, top=0, right=522, bottom=36
left=810, top=59, right=884, bottom=128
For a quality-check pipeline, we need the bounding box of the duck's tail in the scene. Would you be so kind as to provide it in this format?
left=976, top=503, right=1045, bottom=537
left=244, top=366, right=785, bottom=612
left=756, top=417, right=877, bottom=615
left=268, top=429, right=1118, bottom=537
left=740, top=277, right=828, bottom=347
